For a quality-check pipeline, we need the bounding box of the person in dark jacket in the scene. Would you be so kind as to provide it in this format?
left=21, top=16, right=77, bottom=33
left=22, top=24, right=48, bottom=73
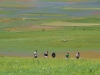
left=52, top=52, right=56, bottom=58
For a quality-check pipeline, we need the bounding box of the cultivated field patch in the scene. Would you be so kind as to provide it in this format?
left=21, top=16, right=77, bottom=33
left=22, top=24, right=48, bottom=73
left=42, top=22, right=100, bottom=26
left=30, top=26, right=60, bottom=29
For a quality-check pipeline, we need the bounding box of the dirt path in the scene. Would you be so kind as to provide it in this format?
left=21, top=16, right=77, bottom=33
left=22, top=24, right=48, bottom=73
left=58, top=51, right=100, bottom=59
left=0, top=51, right=100, bottom=59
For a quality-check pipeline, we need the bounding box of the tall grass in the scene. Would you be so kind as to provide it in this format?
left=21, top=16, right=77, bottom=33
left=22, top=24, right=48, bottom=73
left=0, top=57, right=100, bottom=75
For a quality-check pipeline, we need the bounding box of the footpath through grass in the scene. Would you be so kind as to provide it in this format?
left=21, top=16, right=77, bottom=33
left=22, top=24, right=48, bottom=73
left=0, top=57, right=100, bottom=75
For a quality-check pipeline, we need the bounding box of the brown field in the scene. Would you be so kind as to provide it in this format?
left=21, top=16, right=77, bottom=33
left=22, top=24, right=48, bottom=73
left=2, top=21, right=100, bottom=32
left=4, top=25, right=60, bottom=32
left=30, top=26, right=60, bottom=30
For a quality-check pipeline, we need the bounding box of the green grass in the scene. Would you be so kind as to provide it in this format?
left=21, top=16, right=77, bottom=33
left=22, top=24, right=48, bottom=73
left=0, top=11, right=15, bottom=14
left=0, top=1, right=100, bottom=74
left=0, top=18, right=100, bottom=53
left=64, top=17, right=100, bottom=23
left=22, top=13, right=66, bottom=17
left=0, top=57, right=100, bottom=75
left=0, top=25, right=100, bottom=53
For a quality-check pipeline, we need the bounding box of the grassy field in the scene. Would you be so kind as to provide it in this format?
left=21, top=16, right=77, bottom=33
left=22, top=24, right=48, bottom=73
left=64, top=17, right=100, bottom=23
left=0, top=0, right=100, bottom=75
left=0, top=18, right=100, bottom=54
left=0, top=57, right=100, bottom=75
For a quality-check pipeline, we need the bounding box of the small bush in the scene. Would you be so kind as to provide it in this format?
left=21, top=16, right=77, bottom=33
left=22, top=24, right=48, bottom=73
left=42, top=29, right=45, bottom=31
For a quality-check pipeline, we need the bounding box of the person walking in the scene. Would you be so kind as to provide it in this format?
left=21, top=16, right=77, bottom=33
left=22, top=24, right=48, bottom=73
left=52, top=52, right=56, bottom=58
left=76, top=52, right=80, bottom=59
left=66, top=53, right=69, bottom=59
left=34, top=50, right=37, bottom=58
left=44, top=51, right=48, bottom=58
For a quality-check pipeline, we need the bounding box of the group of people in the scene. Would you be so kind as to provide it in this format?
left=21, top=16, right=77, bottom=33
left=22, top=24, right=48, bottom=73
left=44, top=51, right=56, bottom=58
left=34, top=50, right=80, bottom=59
left=66, top=52, right=80, bottom=59
left=34, top=50, right=56, bottom=58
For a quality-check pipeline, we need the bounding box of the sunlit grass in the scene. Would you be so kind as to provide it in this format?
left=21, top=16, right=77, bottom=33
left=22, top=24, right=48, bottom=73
left=0, top=57, right=100, bottom=75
